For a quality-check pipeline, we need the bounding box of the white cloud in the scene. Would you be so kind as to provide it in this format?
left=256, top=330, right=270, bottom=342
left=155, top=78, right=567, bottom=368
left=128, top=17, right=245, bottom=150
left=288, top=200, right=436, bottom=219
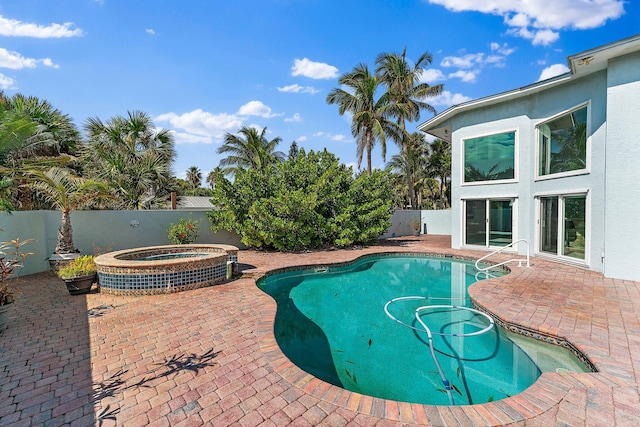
left=168, top=130, right=215, bottom=145
left=291, top=58, right=339, bottom=79
left=145, top=28, right=156, bottom=35
left=430, top=90, right=473, bottom=107
left=441, top=43, right=514, bottom=70
left=313, top=131, right=349, bottom=142
left=236, top=100, right=280, bottom=118
left=297, top=136, right=308, bottom=142
left=155, top=109, right=243, bottom=143
left=41, top=58, right=59, bottom=69
left=420, top=68, right=446, bottom=84
left=532, top=29, right=559, bottom=46
left=490, top=42, right=515, bottom=56
left=284, top=113, right=302, bottom=123
left=277, top=83, right=320, bottom=94
left=441, top=53, right=484, bottom=68
left=0, top=15, right=83, bottom=38
left=427, top=0, right=625, bottom=45
left=538, top=63, right=570, bottom=81
left=439, top=43, right=514, bottom=83
left=0, top=47, right=58, bottom=70
left=0, top=73, right=14, bottom=89
left=448, top=70, right=478, bottom=83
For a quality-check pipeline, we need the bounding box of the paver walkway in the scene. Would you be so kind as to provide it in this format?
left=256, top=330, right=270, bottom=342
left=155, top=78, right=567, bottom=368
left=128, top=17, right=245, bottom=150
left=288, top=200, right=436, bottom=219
left=1, top=235, right=639, bottom=426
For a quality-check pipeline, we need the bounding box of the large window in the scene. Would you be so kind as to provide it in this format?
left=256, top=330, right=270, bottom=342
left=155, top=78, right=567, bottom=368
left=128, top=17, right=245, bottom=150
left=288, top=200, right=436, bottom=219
left=538, top=106, right=587, bottom=177
left=464, top=199, right=514, bottom=247
left=539, top=194, right=586, bottom=260
left=464, top=131, right=516, bottom=183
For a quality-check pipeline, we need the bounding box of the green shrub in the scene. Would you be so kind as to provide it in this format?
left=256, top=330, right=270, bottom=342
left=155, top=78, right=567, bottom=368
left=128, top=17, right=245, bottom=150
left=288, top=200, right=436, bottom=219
left=208, top=148, right=394, bottom=251
left=167, top=214, right=201, bottom=244
left=57, top=255, right=96, bottom=279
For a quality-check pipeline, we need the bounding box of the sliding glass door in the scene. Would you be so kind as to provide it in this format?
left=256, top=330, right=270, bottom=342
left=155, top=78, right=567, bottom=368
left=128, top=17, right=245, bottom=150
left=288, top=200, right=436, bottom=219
left=539, top=195, right=586, bottom=260
left=464, top=199, right=514, bottom=247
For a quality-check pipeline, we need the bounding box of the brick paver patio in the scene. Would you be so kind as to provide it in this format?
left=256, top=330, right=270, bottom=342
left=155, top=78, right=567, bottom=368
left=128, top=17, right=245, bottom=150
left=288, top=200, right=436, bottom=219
left=1, top=235, right=639, bottom=426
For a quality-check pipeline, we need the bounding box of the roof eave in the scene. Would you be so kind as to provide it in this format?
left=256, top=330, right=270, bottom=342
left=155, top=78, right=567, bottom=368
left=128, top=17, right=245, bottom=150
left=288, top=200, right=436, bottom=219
left=418, top=73, right=573, bottom=141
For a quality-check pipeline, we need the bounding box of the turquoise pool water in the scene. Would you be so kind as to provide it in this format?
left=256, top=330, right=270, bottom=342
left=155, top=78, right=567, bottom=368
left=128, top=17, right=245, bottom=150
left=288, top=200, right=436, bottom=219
left=257, top=254, right=587, bottom=406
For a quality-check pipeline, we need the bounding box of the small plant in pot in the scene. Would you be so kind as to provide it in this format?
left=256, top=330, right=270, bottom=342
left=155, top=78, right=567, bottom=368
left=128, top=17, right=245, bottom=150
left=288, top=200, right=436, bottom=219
left=1, top=237, right=34, bottom=332
left=57, top=255, right=97, bottom=295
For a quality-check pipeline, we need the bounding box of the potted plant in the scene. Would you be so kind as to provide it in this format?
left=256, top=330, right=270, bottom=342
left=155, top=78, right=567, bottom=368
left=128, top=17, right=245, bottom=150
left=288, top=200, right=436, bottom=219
left=0, top=237, right=33, bottom=332
left=57, top=255, right=97, bottom=295
left=22, top=167, right=114, bottom=270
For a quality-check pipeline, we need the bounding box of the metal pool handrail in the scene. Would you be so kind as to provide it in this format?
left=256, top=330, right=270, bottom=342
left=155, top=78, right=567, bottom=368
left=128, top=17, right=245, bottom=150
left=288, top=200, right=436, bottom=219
left=474, top=239, right=530, bottom=272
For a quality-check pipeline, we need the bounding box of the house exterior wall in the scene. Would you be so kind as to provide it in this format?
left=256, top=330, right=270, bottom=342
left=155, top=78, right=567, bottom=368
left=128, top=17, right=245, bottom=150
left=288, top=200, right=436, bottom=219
left=603, top=51, right=640, bottom=280
left=448, top=71, right=608, bottom=273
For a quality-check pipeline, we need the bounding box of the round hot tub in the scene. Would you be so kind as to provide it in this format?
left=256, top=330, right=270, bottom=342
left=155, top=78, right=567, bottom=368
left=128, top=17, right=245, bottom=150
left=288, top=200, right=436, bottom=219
left=95, top=244, right=238, bottom=296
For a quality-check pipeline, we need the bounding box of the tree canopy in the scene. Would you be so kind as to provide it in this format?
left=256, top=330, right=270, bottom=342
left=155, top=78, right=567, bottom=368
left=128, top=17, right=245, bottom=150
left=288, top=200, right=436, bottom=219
left=208, top=148, right=395, bottom=251
left=83, top=110, right=176, bottom=209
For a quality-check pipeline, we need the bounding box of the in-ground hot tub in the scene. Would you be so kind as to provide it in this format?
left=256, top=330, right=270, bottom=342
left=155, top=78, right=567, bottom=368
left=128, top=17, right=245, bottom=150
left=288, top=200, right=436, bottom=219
left=95, top=244, right=238, bottom=296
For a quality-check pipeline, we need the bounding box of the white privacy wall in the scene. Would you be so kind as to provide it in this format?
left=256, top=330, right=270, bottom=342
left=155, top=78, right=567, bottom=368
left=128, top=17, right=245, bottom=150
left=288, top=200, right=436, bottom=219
left=0, top=210, right=243, bottom=276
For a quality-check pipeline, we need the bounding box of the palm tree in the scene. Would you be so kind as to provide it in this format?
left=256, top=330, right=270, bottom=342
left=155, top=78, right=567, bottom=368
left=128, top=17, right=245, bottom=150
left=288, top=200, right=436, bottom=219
left=83, top=110, right=176, bottom=209
left=206, top=167, right=222, bottom=189
left=217, top=126, right=285, bottom=176
left=22, top=167, right=114, bottom=253
left=5, top=93, right=80, bottom=157
left=386, top=132, right=433, bottom=209
left=326, top=64, right=399, bottom=174
left=0, top=106, right=39, bottom=211
left=375, top=48, right=443, bottom=208
left=0, top=93, right=81, bottom=210
left=186, top=166, right=202, bottom=190
left=427, top=138, right=451, bottom=209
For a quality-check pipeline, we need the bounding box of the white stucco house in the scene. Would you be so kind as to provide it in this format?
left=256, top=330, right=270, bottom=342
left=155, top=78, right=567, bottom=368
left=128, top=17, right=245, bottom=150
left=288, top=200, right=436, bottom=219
left=418, top=34, right=640, bottom=282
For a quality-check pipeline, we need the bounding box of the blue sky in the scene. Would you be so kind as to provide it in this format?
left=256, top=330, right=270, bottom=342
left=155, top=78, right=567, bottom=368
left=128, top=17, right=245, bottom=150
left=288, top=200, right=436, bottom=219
left=1, top=1, right=638, bottom=184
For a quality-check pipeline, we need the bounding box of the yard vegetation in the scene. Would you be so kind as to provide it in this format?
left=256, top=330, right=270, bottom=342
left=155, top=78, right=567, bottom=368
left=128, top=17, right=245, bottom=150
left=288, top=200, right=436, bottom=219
left=0, top=48, right=451, bottom=251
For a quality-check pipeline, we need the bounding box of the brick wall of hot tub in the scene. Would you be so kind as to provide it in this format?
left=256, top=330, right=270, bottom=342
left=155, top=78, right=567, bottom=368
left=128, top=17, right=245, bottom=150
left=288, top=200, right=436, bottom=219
left=98, top=254, right=229, bottom=296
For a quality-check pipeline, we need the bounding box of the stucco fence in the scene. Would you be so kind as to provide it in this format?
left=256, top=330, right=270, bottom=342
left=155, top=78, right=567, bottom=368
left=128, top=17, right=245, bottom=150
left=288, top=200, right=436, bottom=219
left=1, top=209, right=451, bottom=276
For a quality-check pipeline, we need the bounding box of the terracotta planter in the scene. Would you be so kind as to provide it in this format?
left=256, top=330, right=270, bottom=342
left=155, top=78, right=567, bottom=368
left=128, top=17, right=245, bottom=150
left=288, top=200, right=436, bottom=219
left=63, top=273, right=96, bottom=295
left=0, top=302, right=14, bottom=332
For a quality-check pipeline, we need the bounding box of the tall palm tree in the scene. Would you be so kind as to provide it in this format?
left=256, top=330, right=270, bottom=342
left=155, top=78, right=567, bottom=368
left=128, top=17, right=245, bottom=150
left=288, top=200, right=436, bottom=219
left=83, top=110, right=176, bottom=209
left=185, top=166, right=202, bottom=190
left=375, top=48, right=443, bottom=208
left=22, top=167, right=114, bottom=253
left=217, top=126, right=285, bottom=176
left=326, top=64, right=399, bottom=174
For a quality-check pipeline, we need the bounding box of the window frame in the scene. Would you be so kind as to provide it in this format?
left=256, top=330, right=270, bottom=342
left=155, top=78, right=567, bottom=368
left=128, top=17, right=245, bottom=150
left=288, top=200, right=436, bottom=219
left=534, top=191, right=589, bottom=265
left=461, top=129, right=519, bottom=186
left=534, top=102, right=591, bottom=181
left=462, top=197, right=518, bottom=249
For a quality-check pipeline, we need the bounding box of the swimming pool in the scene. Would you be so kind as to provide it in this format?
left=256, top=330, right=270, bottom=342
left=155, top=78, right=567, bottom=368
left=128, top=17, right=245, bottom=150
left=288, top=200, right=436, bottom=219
left=257, top=254, right=589, bottom=406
